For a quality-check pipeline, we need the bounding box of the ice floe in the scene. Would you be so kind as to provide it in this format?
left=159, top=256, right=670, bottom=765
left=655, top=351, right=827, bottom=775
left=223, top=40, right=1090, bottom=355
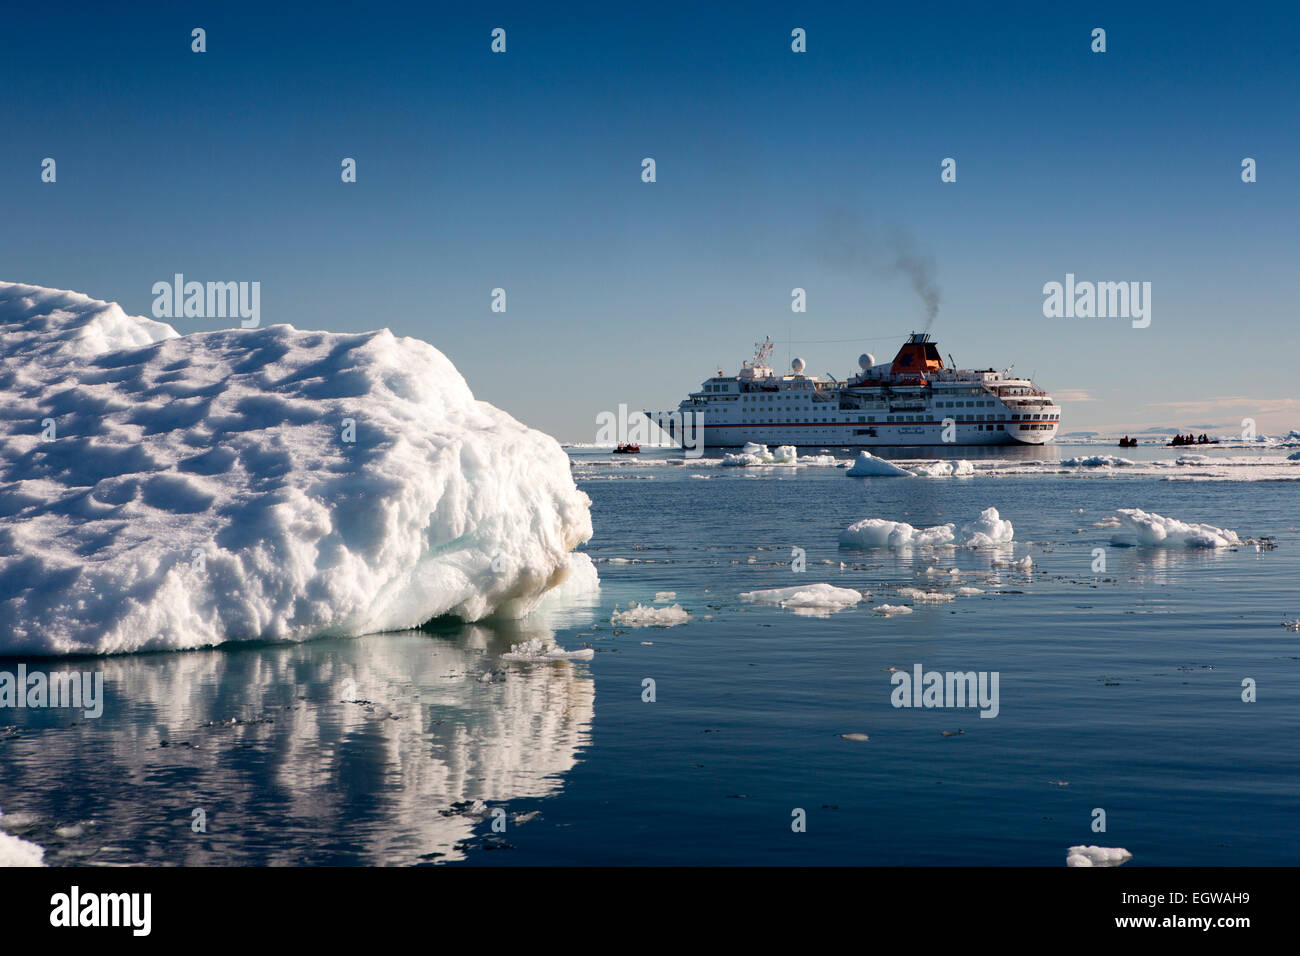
left=1066, top=845, right=1133, bottom=867
left=1058, top=455, right=1134, bottom=468
left=961, top=507, right=1015, bottom=547
left=846, top=451, right=912, bottom=477
left=839, top=518, right=955, bottom=549
left=721, top=442, right=797, bottom=466
left=611, top=603, right=692, bottom=627
left=907, top=459, right=974, bottom=477
left=872, top=604, right=913, bottom=615
left=1108, top=509, right=1242, bottom=548
left=0, top=282, right=593, bottom=655
left=896, top=587, right=955, bottom=603
left=500, top=639, right=594, bottom=662
left=738, top=582, right=863, bottom=613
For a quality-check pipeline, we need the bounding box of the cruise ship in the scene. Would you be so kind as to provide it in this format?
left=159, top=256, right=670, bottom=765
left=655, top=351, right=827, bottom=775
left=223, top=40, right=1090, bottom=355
left=645, top=333, right=1060, bottom=448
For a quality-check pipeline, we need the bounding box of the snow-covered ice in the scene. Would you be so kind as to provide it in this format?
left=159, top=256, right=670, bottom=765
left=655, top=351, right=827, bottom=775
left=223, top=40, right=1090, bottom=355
left=846, top=451, right=912, bottom=477
left=611, top=603, right=691, bottom=627
left=839, top=518, right=955, bottom=549
left=1066, top=845, right=1133, bottom=867
left=738, top=582, right=863, bottom=612
left=1108, top=508, right=1242, bottom=548
left=872, top=604, right=913, bottom=616
left=0, top=282, right=593, bottom=655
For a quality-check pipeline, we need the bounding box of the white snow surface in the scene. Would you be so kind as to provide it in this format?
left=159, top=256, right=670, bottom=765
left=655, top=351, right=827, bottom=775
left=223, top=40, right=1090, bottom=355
left=839, top=518, right=955, bottom=549
left=738, top=582, right=863, bottom=611
left=1066, top=845, right=1133, bottom=867
left=846, top=451, right=912, bottom=477
left=0, top=282, right=593, bottom=655
left=1108, top=508, right=1241, bottom=548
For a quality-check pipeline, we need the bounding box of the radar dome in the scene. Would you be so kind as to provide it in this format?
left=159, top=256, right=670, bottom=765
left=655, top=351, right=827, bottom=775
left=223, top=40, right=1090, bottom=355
left=858, top=353, right=875, bottom=370
left=791, top=357, right=806, bottom=374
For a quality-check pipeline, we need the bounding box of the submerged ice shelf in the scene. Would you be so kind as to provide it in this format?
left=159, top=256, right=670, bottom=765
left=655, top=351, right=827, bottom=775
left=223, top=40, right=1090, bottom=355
left=0, top=282, right=594, bottom=655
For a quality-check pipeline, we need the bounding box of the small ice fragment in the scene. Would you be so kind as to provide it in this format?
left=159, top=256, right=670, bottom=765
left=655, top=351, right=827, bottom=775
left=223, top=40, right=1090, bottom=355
left=653, top=591, right=677, bottom=603
left=873, top=604, right=913, bottom=615
left=1066, top=845, right=1132, bottom=867
left=611, top=603, right=692, bottom=627
left=839, top=733, right=870, bottom=742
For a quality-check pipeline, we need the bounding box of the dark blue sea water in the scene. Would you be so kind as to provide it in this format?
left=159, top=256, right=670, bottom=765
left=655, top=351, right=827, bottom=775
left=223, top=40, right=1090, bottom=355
left=2, top=445, right=1297, bottom=865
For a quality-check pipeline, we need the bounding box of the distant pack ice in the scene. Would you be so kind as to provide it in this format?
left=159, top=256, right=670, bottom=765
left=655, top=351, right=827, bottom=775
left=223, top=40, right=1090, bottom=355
left=0, top=282, right=593, bottom=655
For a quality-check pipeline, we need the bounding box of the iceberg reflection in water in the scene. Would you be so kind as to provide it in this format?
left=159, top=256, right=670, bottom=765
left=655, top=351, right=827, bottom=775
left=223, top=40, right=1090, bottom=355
left=0, top=618, right=595, bottom=866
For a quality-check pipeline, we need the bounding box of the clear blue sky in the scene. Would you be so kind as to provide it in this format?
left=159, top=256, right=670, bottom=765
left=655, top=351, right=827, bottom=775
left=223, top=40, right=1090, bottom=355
left=3, top=1, right=1296, bottom=439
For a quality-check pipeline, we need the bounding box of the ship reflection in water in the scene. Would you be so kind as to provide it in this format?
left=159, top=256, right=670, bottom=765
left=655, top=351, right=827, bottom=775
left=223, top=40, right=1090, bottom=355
left=0, top=616, right=595, bottom=866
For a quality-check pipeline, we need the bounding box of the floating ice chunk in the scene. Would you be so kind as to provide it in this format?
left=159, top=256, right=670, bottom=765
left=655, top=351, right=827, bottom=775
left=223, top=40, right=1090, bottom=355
left=501, top=639, right=594, bottom=662
left=611, top=603, right=691, bottom=627
left=956, top=587, right=984, bottom=596
left=896, top=587, right=955, bottom=603
left=0, top=282, right=593, bottom=656
left=1108, top=508, right=1242, bottom=548
left=908, top=459, right=974, bottom=477
left=839, top=518, right=955, bottom=549
left=962, top=507, right=1015, bottom=547
left=873, top=604, right=913, bottom=615
left=1092, top=516, right=1121, bottom=528
left=846, top=451, right=912, bottom=477
left=721, top=443, right=798, bottom=466
left=0, top=813, right=44, bottom=867
left=1059, top=455, right=1134, bottom=467
left=1066, top=845, right=1133, bottom=867
left=653, top=591, right=677, bottom=603
left=738, top=583, right=863, bottom=612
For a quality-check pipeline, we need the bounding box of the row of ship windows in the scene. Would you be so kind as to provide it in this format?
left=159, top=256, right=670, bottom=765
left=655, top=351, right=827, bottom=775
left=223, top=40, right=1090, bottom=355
left=744, top=413, right=1061, bottom=423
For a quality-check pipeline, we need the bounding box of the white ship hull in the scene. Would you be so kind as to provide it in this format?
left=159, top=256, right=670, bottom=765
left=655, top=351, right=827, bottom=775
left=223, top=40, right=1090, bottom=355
left=645, top=333, right=1061, bottom=449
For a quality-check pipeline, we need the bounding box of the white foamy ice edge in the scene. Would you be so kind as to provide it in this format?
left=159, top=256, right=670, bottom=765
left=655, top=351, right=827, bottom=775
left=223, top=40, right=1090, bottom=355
left=1108, top=508, right=1241, bottom=548
left=873, top=604, right=912, bottom=615
left=1066, top=845, right=1133, bottom=867
left=839, top=507, right=1014, bottom=550
left=0, top=282, right=594, bottom=655
left=611, top=602, right=692, bottom=627
left=738, top=582, right=863, bottom=611
left=0, top=813, right=44, bottom=867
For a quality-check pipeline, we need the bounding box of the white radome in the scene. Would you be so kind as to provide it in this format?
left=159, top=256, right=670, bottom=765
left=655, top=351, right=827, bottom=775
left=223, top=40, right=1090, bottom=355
left=791, top=357, right=805, bottom=374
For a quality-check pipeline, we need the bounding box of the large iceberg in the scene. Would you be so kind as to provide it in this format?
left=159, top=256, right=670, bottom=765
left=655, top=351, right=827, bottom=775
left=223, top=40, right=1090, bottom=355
left=0, top=282, right=593, bottom=655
